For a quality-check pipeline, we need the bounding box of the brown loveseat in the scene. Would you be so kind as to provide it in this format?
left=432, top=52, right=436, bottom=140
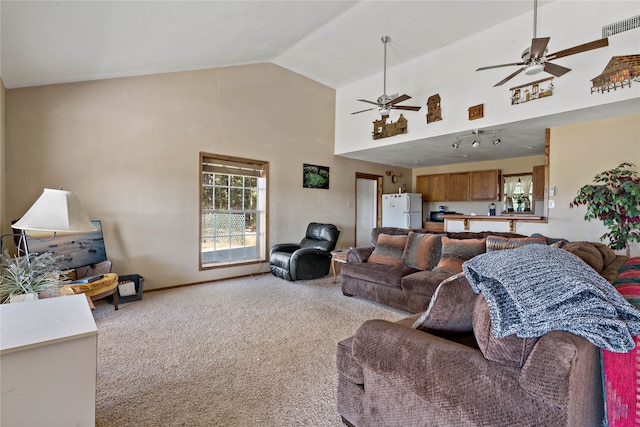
left=341, top=227, right=532, bottom=313
left=337, top=241, right=631, bottom=426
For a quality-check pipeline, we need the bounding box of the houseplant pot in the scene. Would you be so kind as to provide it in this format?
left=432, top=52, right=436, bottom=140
left=570, top=162, right=640, bottom=256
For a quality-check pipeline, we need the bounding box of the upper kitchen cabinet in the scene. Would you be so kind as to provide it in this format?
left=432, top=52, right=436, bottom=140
left=470, top=169, right=501, bottom=200
left=532, top=165, right=546, bottom=200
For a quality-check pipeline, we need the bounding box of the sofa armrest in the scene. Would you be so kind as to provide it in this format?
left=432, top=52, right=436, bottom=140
left=347, top=247, right=374, bottom=263
left=519, top=331, right=594, bottom=406
left=289, top=247, right=332, bottom=280
left=352, top=319, right=512, bottom=400
left=412, top=272, right=477, bottom=334
left=269, top=243, right=299, bottom=257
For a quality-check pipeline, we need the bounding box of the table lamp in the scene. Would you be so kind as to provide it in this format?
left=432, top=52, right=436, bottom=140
left=3, top=188, right=96, bottom=257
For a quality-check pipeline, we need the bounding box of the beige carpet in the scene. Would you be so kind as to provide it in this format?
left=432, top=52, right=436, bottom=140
left=92, top=273, right=407, bottom=426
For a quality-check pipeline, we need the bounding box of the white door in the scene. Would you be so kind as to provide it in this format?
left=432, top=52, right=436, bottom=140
left=356, top=177, right=377, bottom=247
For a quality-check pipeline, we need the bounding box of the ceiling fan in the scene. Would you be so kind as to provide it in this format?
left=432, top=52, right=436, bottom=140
left=351, top=36, right=421, bottom=119
left=476, top=0, right=609, bottom=87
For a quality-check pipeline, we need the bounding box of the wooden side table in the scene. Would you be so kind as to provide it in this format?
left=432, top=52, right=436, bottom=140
left=331, top=249, right=349, bottom=284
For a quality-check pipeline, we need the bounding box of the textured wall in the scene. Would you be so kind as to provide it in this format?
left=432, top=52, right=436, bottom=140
left=5, top=64, right=406, bottom=289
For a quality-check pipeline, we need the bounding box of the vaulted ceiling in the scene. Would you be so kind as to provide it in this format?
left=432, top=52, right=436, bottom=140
left=2, top=1, right=637, bottom=168
left=1, top=1, right=546, bottom=89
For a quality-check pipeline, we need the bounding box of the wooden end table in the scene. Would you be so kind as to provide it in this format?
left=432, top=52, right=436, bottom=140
left=331, top=249, right=349, bottom=284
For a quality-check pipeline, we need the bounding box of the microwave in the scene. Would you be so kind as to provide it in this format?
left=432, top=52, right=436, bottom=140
left=429, top=211, right=459, bottom=222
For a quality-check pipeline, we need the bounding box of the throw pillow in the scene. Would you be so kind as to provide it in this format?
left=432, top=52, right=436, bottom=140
left=561, top=241, right=607, bottom=273
left=368, top=234, right=408, bottom=265
left=412, top=272, right=476, bottom=333
left=433, top=237, right=486, bottom=273
left=473, top=295, right=539, bottom=368
left=401, top=232, right=442, bottom=270
left=485, top=235, right=547, bottom=252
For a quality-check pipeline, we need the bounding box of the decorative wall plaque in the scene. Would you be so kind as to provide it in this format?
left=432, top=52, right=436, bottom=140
left=468, top=104, right=484, bottom=120
left=591, top=55, right=640, bottom=94
left=510, top=77, right=554, bottom=105
left=372, top=114, right=408, bottom=140
left=426, top=94, right=442, bottom=124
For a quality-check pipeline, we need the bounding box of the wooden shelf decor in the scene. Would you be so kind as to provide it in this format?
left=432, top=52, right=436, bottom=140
left=590, top=55, right=640, bottom=94
left=510, top=77, right=553, bottom=105
left=468, top=104, right=484, bottom=120
left=372, top=114, right=408, bottom=140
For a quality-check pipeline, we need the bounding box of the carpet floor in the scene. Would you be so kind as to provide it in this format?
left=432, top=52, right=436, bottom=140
left=92, top=274, right=407, bottom=426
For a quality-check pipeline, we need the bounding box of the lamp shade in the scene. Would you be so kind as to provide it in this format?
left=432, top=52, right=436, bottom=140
left=12, top=188, right=97, bottom=232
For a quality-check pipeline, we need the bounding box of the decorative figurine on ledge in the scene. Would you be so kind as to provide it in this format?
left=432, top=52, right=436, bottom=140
left=372, top=114, right=408, bottom=140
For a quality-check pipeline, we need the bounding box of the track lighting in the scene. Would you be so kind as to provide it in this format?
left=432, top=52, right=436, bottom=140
left=451, top=129, right=502, bottom=150
left=491, top=131, right=501, bottom=145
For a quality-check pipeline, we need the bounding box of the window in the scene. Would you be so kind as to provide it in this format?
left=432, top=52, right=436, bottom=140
left=503, top=173, right=533, bottom=213
left=200, top=153, right=268, bottom=269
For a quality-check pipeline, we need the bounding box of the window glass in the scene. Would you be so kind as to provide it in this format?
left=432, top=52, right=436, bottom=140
left=200, top=153, right=268, bottom=268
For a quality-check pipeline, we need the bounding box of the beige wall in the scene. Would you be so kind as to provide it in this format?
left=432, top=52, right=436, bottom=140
left=5, top=64, right=409, bottom=289
left=548, top=114, right=640, bottom=256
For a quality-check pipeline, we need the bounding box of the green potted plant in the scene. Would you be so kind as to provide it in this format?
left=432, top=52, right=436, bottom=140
left=570, top=162, right=640, bottom=256
left=0, top=251, right=68, bottom=303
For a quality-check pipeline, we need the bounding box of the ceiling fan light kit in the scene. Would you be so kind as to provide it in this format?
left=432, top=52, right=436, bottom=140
left=352, top=35, right=422, bottom=140
left=476, top=0, right=609, bottom=87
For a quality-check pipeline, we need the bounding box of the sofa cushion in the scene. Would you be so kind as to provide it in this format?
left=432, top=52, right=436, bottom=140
left=401, top=269, right=452, bottom=297
left=368, top=234, right=408, bottom=265
left=341, top=262, right=417, bottom=289
left=412, top=272, right=477, bottom=333
left=433, top=237, right=486, bottom=274
left=485, top=235, right=547, bottom=252
left=473, top=296, right=538, bottom=368
left=561, top=241, right=616, bottom=274
left=401, top=232, right=442, bottom=270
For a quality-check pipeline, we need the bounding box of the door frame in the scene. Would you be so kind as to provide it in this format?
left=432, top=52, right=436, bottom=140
left=355, top=172, right=383, bottom=247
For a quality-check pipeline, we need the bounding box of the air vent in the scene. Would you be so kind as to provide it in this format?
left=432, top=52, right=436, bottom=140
left=602, top=15, right=640, bottom=37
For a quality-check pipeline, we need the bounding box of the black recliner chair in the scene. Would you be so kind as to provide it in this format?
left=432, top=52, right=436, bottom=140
left=269, top=222, right=340, bottom=281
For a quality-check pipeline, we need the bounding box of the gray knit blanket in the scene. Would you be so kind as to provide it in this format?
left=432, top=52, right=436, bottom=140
left=462, top=244, right=640, bottom=352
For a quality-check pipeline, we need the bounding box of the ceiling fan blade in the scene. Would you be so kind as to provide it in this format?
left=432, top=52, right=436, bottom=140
left=546, top=38, right=609, bottom=60
left=392, top=105, right=421, bottom=111
left=494, top=67, right=525, bottom=87
left=477, top=62, right=526, bottom=71
left=530, top=37, right=550, bottom=59
left=543, top=62, right=571, bottom=77
left=389, top=94, right=411, bottom=105
left=357, top=99, right=379, bottom=106
left=351, top=107, right=376, bottom=115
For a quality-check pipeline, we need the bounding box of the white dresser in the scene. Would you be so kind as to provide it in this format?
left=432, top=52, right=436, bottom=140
left=0, top=294, right=98, bottom=427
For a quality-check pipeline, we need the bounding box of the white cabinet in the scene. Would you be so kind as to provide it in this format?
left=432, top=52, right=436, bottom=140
left=1, top=294, right=97, bottom=427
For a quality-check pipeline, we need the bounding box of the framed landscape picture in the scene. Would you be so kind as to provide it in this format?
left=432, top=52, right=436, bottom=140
left=303, top=163, right=330, bottom=189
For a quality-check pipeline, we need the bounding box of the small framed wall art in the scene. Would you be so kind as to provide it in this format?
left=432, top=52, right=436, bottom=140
left=468, top=104, right=484, bottom=120
left=303, top=163, right=330, bottom=189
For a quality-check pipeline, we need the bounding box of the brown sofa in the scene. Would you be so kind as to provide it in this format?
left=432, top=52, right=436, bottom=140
left=337, top=241, right=630, bottom=426
left=341, top=227, right=530, bottom=313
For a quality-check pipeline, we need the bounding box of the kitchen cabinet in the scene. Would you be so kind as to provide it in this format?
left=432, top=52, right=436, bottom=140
left=532, top=165, right=546, bottom=200
left=447, top=172, right=470, bottom=201
left=417, top=174, right=448, bottom=201
left=417, top=169, right=500, bottom=202
left=470, top=169, right=501, bottom=200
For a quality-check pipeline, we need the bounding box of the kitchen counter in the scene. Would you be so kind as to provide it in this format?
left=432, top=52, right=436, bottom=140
left=442, top=214, right=546, bottom=232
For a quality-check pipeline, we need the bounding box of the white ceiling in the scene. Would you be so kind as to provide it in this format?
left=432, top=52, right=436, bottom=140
left=1, top=1, right=547, bottom=90
left=2, top=1, right=635, bottom=168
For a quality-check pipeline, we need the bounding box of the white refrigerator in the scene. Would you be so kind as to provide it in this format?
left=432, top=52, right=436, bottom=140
left=382, top=193, right=423, bottom=228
